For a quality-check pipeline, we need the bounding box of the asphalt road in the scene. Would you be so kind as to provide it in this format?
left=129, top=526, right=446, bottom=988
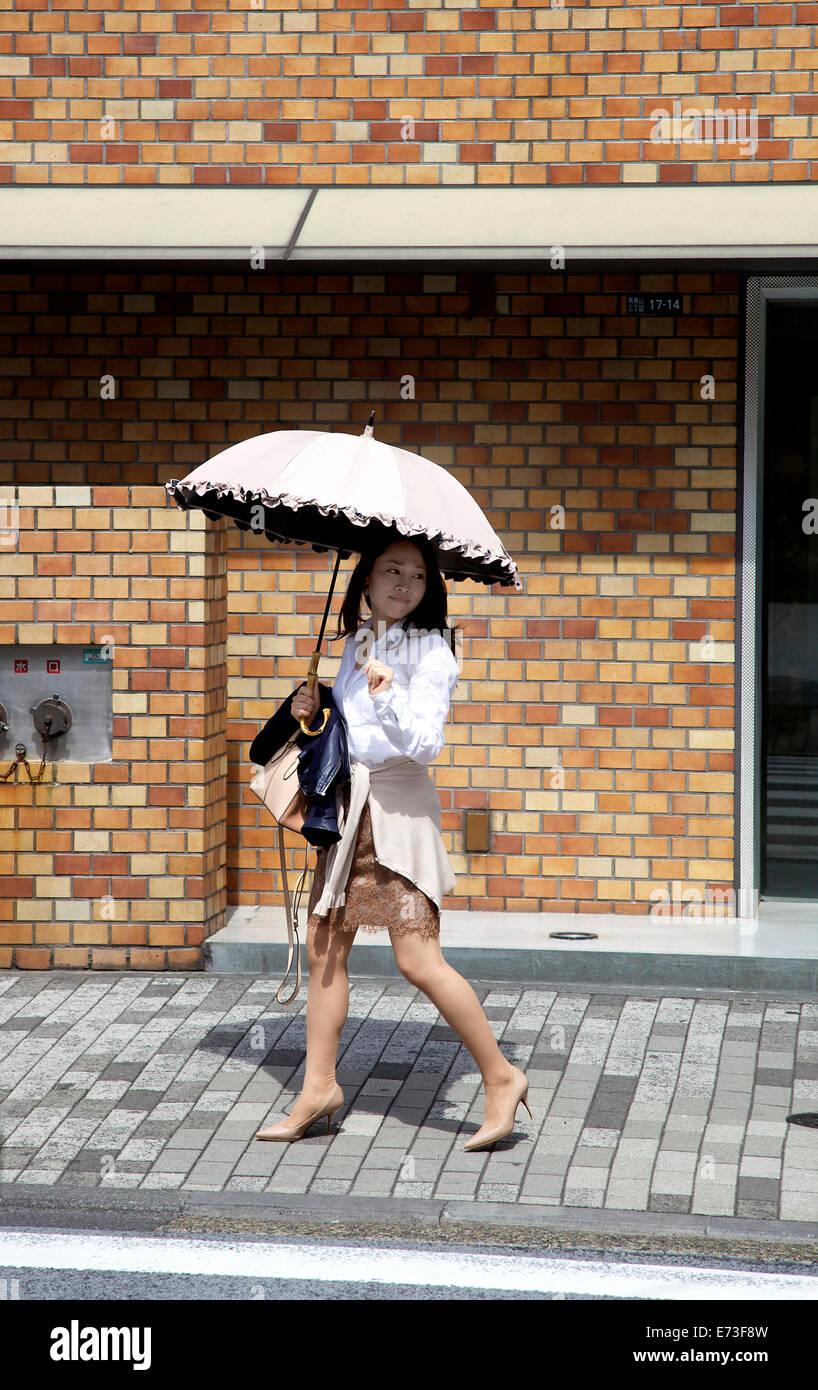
left=3, top=1223, right=817, bottom=1301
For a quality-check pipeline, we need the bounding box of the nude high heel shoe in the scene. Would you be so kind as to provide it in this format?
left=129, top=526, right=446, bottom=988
left=463, top=1066, right=532, bottom=1152
left=254, top=1082, right=344, bottom=1143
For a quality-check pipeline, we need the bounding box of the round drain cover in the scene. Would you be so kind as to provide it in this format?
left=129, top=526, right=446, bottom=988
left=786, top=1113, right=818, bottom=1128
left=548, top=931, right=599, bottom=941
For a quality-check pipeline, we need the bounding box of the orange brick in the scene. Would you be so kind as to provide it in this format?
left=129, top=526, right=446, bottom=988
left=111, top=925, right=148, bottom=946
left=15, top=948, right=51, bottom=969
left=91, top=949, right=129, bottom=969
left=168, top=949, right=204, bottom=969
left=0, top=923, right=33, bottom=944
left=54, top=948, right=90, bottom=967
left=130, top=949, right=166, bottom=970
left=34, top=924, right=71, bottom=944
left=148, top=925, right=186, bottom=946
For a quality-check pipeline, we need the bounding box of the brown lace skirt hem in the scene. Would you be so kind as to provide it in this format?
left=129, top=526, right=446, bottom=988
left=306, top=787, right=440, bottom=940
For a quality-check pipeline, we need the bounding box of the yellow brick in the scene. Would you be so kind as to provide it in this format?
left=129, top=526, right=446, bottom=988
left=110, top=788, right=149, bottom=809
left=55, top=900, right=90, bottom=922
left=148, top=878, right=185, bottom=897
left=577, top=857, right=613, bottom=876
left=34, top=877, right=73, bottom=898
left=129, top=626, right=169, bottom=645
left=36, top=508, right=74, bottom=528
left=130, top=856, right=169, bottom=874
left=689, top=859, right=734, bottom=879
left=112, top=508, right=149, bottom=530
left=73, top=924, right=110, bottom=945
left=689, top=731, right=735, bottom=749
left=54, top=486, right=92, bottom=507
left=113, top=695, right=149, bottom=713
left=73, top=832, right=111, bottom=851
left=165, top=900, right=205, bottom=922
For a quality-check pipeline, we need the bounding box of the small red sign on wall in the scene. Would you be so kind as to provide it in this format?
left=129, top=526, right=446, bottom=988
left=47, top=659, right=60, bottom=673
left=14, top=659, right=27, bottom=673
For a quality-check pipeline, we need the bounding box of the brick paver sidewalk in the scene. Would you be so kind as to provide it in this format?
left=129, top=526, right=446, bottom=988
left=1, top=972, right=816, bottom=1223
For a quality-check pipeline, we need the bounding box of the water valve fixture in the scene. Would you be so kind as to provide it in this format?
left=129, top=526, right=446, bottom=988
left=2, top=647, right=112, bottom=773
left=5, top=647, right=111, bottom=767
left=30, top=693, right=72, bottom=740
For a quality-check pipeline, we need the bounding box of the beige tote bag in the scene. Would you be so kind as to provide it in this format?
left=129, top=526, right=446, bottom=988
left=250, top=731, right=310, bottom=1004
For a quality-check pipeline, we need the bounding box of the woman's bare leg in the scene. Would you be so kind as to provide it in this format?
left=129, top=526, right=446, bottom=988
left=389, top=927, right=518, bottom=1130
left=281, top=914, right=357, bottom=1126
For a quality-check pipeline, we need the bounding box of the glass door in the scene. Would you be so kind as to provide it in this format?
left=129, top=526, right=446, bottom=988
left=761, top=301, right=818, bottom=896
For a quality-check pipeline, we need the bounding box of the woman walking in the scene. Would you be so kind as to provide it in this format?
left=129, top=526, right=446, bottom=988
left=255, top=535, right=531, bottom=1151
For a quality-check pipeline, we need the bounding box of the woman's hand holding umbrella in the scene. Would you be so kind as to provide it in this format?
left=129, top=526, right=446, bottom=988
left=292, top=682, right=320, bottom=726
left=291, top=656, right=394, bottom=733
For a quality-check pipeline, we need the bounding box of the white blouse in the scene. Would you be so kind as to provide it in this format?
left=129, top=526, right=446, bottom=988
left=331, top=619, right=460, bottom=768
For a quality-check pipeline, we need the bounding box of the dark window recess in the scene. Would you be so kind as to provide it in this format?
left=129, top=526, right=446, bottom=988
left=462, top=273, right=496, bottom=318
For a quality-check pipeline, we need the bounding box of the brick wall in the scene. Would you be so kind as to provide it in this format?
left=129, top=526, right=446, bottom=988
left=0, top=485, right=228, bottom=970
left=0, top=2, right=814, bottom=186
left=0, top=266, right=739, bottom=934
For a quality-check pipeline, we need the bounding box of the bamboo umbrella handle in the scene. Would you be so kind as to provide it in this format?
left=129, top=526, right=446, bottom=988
left=299, top=649, right=329, bottom=737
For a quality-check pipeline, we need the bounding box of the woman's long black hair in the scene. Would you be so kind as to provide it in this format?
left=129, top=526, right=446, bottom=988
left=335, top=533, right=459, bottom=656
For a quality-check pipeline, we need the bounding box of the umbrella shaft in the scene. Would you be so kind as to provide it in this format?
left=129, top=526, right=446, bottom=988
left=307, top=546, right=345, bottom=688
left=316, top=547, right=344, bottom=651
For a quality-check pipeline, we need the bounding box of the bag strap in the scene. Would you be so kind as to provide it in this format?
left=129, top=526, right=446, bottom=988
left=276, top=826, right=308, bottom=1006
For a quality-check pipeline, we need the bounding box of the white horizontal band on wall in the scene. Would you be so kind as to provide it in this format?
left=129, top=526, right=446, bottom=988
left=1, top=185, right=818, bottom=260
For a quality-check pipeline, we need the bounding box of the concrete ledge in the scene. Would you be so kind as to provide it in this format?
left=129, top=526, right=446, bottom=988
left=205, top=939, right=818, bottom=992
left=205, top=905, right=818, bottom=992
left=3, top=185, right=818, bottom=260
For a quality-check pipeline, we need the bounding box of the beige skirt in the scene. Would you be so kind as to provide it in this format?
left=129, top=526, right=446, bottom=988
left=306, top=781, right=440, bottom=940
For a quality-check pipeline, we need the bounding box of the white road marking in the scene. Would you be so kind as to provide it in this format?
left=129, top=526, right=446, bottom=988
left=0, top=1231, right=816, bottom=1299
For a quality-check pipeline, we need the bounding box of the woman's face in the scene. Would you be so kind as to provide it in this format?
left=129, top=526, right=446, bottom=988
left=365, top=542, right=428, bottom=628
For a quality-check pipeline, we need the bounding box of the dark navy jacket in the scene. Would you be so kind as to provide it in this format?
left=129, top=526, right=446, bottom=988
left=249, top=681, right=350, bottom=848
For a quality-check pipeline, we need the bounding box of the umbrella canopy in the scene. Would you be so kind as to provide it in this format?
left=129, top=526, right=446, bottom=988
left=164, top=423, right=521, bottom=590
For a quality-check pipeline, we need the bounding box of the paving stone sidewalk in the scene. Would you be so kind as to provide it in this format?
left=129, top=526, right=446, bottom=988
left=1, top=971, right=817, bottom=1223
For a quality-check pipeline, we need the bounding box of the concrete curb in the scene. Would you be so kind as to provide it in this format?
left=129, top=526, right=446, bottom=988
left=2, top=1180, right=816, bottom=1252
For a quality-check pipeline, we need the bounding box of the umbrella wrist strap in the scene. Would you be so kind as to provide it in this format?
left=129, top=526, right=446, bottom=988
left=277, top=828, right=307, bottom=1005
